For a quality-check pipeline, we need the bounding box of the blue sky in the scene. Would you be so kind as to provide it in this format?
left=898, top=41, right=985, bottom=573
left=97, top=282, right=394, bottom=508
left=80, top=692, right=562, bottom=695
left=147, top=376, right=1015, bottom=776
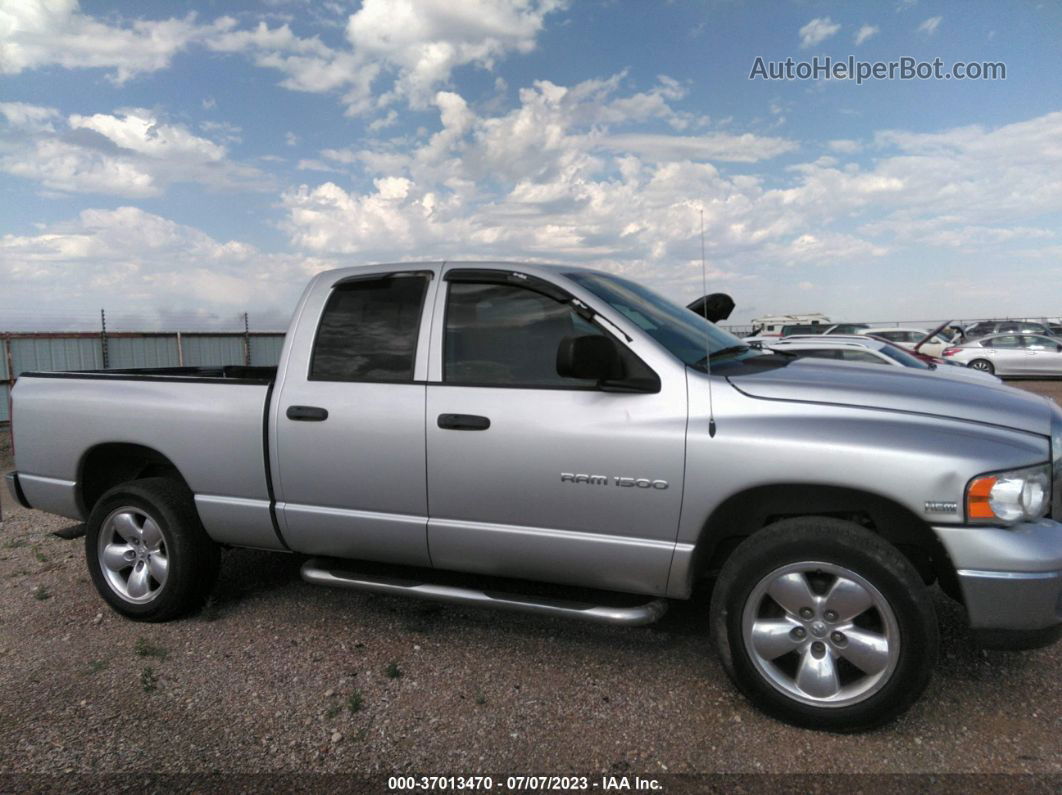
left=2, top=0, right=1061, bottom=330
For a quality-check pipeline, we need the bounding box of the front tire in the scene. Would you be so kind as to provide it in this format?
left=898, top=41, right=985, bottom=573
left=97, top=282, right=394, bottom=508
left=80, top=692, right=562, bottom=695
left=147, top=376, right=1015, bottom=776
left=85, top=478, right=220, bottom=621
left=709, top=518, right=938, bottom=732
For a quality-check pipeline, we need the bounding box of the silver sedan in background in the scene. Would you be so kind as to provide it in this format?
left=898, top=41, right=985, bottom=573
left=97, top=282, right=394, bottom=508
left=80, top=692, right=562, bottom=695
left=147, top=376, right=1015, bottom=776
left=943, top=333, right=1062, bottom=376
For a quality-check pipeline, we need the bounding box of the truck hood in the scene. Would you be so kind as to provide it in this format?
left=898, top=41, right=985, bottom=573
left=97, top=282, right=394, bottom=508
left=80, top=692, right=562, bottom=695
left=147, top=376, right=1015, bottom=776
left=725, top=357, right=1052, bottom=436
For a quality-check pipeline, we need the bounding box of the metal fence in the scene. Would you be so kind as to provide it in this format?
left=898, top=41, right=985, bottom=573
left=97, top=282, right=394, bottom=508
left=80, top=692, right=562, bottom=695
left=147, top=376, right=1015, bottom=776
left=0, top=331, right=286, bottom=424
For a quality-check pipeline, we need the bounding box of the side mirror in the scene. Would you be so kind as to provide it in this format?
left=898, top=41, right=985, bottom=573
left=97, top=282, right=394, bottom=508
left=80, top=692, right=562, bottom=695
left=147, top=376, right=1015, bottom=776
left=556, top=335, right=626, bottom=381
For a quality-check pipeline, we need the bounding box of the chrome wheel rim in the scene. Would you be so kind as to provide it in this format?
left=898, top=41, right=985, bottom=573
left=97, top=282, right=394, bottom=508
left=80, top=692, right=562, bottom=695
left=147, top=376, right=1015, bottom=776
left=97, top=507, right=169, bottom=604
left=741, top=561, right=900, bottom=708
left=971, top=361, right=991, bottom=371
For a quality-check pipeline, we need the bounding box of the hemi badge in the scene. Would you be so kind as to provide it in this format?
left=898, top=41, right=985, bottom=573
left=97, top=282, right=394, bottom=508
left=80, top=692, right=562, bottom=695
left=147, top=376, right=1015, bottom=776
left=924, top=501, right=958, bottom=514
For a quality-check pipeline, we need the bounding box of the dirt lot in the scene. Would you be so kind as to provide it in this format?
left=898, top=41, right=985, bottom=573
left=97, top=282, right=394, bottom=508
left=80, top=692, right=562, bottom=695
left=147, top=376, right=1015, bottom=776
left=0, top=383, right=1059, bottom=786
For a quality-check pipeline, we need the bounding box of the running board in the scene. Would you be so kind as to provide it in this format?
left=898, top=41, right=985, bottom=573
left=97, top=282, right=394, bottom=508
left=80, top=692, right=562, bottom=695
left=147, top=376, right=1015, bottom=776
left=300, top=559, right=668, bottom=626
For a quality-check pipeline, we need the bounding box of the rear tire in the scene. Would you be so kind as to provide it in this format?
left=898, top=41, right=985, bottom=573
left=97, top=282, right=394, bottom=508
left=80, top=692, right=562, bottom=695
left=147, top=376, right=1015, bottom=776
left=85, top=478, right=220, bottom=621
left=968, top=359, right=994, bottom=374
left=709, top=518, right=938, bottom=732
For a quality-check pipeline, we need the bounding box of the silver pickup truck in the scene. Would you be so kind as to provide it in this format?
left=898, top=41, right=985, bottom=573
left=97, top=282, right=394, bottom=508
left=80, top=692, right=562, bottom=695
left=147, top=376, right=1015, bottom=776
left=6, top=262, right=1061, bottom=731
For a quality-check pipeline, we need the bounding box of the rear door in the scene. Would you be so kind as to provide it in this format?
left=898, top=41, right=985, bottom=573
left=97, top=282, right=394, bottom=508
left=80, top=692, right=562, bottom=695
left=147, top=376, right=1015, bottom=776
left=981, top=334, right=1026, bottom=375
left=423, top=268, right=688, bottom=596
left=271, top=268, right=437, bottom=565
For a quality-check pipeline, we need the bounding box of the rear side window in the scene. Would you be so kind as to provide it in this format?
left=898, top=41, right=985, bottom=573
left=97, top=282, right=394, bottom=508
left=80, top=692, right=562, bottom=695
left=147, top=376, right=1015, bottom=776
left=797, top=349, right=843, bottom=360
left=310, top=275, right=429, bottom=382
left=839, top=350, right=887, bottom=364
left=985, top=335, right=1021, bottom=349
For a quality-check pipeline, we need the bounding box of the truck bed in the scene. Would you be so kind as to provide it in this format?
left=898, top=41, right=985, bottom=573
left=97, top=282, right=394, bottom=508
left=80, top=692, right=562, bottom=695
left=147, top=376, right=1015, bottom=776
left=11, top=368, right=282, bottom=551
left=22, top=365, right=278, bottom=384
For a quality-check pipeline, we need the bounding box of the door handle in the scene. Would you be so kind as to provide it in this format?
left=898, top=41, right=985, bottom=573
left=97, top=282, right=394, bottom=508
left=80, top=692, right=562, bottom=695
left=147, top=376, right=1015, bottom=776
left=437, top=413, right=491, bottom=431
left=286, top=405, right=329, bottom=422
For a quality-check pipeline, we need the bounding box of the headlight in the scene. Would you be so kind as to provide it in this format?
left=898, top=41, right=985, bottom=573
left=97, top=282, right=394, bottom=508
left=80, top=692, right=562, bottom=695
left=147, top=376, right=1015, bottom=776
left=966, top=464, right=1051, bottom=524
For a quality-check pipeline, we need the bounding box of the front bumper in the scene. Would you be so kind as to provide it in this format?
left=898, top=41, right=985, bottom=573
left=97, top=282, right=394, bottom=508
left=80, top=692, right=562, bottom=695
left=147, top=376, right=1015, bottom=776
left=932, top=519, right=1062, bottom=649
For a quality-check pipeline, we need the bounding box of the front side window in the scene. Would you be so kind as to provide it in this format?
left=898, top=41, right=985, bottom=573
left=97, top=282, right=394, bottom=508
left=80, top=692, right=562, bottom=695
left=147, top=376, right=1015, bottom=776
left=1024, top=335, right=1057, bottom=350
left=443, top=281, right=652, bottom=388
left=444, top=282, right=599, bottom=387
left=310, top=274, right=429, bottom=382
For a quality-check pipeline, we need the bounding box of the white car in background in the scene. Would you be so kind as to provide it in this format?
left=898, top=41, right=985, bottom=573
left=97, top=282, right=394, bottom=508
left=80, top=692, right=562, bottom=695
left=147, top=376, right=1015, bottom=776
left=857, top=327, right=954, bottom=357
left=942, top=333, right=1062, bottom=377
left=768, top=336, right=1001, bottom=383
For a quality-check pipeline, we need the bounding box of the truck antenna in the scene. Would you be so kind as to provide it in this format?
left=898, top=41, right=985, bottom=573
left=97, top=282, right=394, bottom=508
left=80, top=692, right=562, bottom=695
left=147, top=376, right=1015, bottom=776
left=700, top=209, right=717, bottom=438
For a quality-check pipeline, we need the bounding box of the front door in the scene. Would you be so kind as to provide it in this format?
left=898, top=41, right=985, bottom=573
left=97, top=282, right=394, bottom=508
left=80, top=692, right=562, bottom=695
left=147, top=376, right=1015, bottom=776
left=273, top=270, right=436, bottom=565
left=424, top=270, right=687, bottom=595
left=1023, top=335, right=1062, bottom=376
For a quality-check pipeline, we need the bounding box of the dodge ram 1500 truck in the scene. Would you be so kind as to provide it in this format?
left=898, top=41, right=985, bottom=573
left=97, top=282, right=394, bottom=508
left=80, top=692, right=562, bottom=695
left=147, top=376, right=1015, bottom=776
left=6, top=262, right=1061, bottom=731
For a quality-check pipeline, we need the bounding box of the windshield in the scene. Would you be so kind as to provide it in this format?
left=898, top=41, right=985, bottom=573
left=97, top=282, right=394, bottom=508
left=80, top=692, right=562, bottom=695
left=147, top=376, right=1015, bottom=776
left=878, top=344, right=931, bottom=369
left=566, top=270, right=750, bottom=368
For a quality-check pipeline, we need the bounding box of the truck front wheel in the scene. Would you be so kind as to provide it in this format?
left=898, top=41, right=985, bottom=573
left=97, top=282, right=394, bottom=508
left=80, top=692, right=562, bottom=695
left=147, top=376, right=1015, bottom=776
left=709, top=518, right=938, bottom=731
left=85, top=478, right=220, bottom=622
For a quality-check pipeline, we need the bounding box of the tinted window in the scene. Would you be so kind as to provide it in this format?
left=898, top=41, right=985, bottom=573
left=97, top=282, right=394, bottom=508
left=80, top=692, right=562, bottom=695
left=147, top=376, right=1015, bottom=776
left=445, top=282, right=623, bottom=387
left=1024, top=335, right=1057, bottom=350
left=985, top=335, right=1022, bottom=349
left=878, top=345, right=931, bottom=369
left=795, top=349, right=843, bottom=360
left=838, top=350, right=887, bottom=364
left=565, top=271, right=747, bottom=367
left=310, top=275, right=429, bottom=382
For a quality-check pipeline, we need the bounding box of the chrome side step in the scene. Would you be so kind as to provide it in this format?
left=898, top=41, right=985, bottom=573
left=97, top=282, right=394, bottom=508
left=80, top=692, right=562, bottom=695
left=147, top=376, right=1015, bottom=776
left=300, top=558, right=669, bottom=626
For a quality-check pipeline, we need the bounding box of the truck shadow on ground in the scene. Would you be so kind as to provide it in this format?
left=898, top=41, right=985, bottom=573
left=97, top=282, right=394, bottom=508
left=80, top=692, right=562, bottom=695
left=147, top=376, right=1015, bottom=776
left=204, top=548, right=1041, bottom=683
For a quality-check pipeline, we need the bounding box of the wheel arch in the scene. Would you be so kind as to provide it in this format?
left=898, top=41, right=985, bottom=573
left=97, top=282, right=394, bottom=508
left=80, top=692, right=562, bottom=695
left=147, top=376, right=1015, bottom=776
left=77, top=443, right=191, bottom=518
left=686, top=483, right=961, bottom=597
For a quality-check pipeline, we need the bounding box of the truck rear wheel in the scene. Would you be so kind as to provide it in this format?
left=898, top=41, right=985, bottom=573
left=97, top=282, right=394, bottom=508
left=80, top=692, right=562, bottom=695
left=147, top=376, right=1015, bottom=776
left=85, top=478, right=220, bottom=622
left=709, top=518, right=938, bottom=731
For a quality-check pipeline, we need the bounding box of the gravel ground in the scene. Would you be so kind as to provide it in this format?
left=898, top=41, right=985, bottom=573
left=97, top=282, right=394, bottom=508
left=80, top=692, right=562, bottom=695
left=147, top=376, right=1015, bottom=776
left=0, top=383, right=1059, bottom=784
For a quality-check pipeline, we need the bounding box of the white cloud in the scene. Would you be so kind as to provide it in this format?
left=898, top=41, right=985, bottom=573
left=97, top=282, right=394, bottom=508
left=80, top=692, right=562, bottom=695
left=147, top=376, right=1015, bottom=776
left=799, top=17, right=841, bottom=49
left=70, top=111, right=226, bottom=161
left=601, top=132, right=795, bottom=163
left=917, top=16, right=942, bottom=35
left=828, top=139, right=861, bottom=154
left=0, top=0, right=232, bottom=83
left=276, top=79, right=1062, bottom=313
left=0, top=206, right=326, bottom=322
left=197, top=0, right=565, bottom=115
left=0, top=101, right=60, bottom=132
left=346, top=0, right=565, bottom=109
left=854, top=24, right=879, bottom=45
left=0, top=108, right=270, bottom=197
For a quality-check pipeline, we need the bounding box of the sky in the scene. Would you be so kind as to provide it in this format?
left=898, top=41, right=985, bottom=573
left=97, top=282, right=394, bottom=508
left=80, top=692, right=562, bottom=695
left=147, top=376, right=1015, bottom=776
left=1, top=0, right=1061, bottom=331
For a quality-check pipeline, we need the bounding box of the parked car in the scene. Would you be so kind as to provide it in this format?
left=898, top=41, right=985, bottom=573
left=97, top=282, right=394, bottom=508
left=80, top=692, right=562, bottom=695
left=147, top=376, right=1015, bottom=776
left=857, top=327, right=954, bottom=357
left=780, top=323, right=829, bottom=337
left=964, top=320, right=1056, bottom=341
left=767, top=336, right=1001, bottom=383
left=6, top=262, right=1061, bottom=732
left=823, top=323, right=870, bottom=335
left=780, top=323, right=869, bottom=337
left=748, top=313, right=831, bottom=337
left=943, top=333, right=1062, bottom=376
